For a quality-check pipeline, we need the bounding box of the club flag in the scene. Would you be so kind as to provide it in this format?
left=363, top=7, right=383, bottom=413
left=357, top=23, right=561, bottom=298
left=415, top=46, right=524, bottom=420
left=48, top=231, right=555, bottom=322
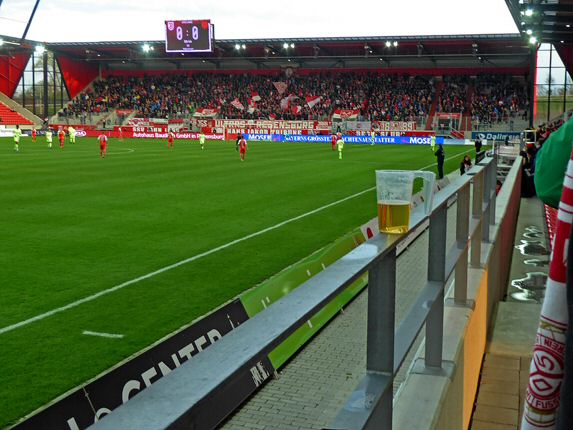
left=273, top=81, right=288, bottom=95
left=231, top=98, right=245, bottom=111
left=306, top=96, right=321, bottom=109
left=251, top=92, right=261, bottom=102
left=280, top=94, right=298, bottom=111
left=291, top=105, right=302, bottom=115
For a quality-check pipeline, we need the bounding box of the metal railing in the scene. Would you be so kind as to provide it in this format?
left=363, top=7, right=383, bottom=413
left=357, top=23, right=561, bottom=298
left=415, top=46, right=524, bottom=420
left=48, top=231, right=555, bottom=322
left=90, top=155, right=498, bottom=430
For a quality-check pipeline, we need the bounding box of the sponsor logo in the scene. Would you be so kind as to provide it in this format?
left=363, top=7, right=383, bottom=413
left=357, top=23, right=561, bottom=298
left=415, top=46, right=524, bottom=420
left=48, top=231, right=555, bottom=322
left=408, top=137, right=431, bottom=145
left=76, top=130, right=87, bottom=137
left=471, top=132, right=520, bottom=140
left=246, top=134, right=272, bottom=141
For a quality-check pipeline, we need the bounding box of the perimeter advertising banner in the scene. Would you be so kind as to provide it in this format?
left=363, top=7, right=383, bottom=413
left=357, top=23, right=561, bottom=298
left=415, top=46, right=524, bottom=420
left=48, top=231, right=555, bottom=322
left=73, top=129, right=225, bottom=140
left=245, top=134, right=445, bottom=145
left=239, top=230, right=369, bottom=369
left=12, top=300, right=253, bottom=430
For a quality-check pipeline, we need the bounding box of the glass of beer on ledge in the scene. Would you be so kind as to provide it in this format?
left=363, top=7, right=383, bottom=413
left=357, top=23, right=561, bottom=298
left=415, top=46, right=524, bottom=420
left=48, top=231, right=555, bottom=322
left=375, top=170, right=435, bottom=234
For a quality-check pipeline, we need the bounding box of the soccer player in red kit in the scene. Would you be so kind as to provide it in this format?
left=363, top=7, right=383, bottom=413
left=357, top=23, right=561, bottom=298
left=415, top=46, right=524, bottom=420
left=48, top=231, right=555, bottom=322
left=98, top=133, right=108, bottom=158
left=58, top=127, right=65, bottom=148
left=238, top=137, right=247, bottom=161
left=31, top=128, right=37, bottom=143
left=331, top=134, right=337, bottom=151
left=167, top=131, right=175, bottom=149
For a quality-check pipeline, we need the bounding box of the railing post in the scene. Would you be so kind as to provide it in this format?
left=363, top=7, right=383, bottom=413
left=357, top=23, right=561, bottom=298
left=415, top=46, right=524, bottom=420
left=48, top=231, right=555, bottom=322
left=471, top=171, right=484, bottom=267
left=454, top=183, right=470, bottom=304
left=425, top=204, right=447, bottom=368
left=489, top=155, right=497, bottom=226
left=482, top=164, right=491, bottom=243
left=365, top=249, right=396, bottom=430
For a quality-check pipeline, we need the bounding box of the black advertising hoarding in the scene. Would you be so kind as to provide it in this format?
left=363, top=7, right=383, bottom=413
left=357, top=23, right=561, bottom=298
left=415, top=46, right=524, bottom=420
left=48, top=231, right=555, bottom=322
left=12, top=299, right=251, bottom=430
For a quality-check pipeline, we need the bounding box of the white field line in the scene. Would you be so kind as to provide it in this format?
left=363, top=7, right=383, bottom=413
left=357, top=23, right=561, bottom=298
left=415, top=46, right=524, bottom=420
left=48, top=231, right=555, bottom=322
left=0, top=148, right=472, bottom=336
left=82, top=330, right=124, bottom=339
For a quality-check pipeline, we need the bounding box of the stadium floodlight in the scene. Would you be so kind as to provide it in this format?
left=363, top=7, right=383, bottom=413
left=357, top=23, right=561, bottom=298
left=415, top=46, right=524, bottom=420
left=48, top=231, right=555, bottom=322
left=283, top=42, right=289, bottom=49
left=385, top=41, right=391, bottom=47
left=0, top=39, right=3, bottom=47
left=393, top=41, right=398, bottom=47
left=235, top=44, right=241, bottom=50
left=529, top=36, right=537, bottom=44
left=35, top=45, right=45, bottom=55
left=242, top=44, right=246, bottom=49
left=525, top=9, right=533, bottom=16
left=567, top=24, right=571, bottom=28
left=561, top=40, right=565, bottom=43
left=142, top=43, right=151, bottom=53
left=526, top=29, right=533, bottom=35
left=290, top=43, right=295, bottom=48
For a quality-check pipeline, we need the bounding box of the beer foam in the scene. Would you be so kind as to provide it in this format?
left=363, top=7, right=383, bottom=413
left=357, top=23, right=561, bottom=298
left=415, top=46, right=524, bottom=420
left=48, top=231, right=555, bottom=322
left=377, top=200, right=410, bottom=205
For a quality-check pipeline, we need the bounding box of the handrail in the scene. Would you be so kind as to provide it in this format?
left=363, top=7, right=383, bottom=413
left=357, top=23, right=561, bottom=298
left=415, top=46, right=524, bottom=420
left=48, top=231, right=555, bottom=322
left=89, top=156, right=498, bottom=430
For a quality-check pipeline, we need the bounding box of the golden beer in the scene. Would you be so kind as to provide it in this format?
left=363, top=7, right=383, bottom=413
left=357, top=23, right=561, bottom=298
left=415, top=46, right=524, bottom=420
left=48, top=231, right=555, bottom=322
left=377, top=201, right=411, bottom=234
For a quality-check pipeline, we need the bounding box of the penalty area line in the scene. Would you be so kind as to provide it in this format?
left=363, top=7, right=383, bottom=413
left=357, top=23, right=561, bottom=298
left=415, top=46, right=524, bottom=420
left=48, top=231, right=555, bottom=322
left=83, top=330, right=124, bottom=339
left=0, top=148, right=472, bottom=336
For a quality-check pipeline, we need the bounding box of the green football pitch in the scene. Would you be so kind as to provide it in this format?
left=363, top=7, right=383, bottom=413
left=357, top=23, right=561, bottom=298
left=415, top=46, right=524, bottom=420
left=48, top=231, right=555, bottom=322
left=0, top=137, right=474, bottom=427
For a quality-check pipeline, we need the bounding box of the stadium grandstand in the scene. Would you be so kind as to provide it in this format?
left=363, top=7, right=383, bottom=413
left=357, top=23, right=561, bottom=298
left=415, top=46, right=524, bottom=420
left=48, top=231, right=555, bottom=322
left=2, top=0, right=573, bottom=430
left=1, top=32, right=535, bottom=135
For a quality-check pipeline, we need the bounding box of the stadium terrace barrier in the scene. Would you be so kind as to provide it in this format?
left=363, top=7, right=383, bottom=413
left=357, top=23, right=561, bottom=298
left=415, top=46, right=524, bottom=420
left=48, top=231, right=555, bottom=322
left=392, top=155, right=522, bottom=430
left=88, top=154, right=503, bottom=430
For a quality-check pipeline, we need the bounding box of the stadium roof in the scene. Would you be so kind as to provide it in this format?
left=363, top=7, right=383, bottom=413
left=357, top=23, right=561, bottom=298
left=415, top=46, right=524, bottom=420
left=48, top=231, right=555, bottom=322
left=0, top=33, right=531, bottom=72
left=505, top=0, right=573, bottom=75
left=506, top=0, right=573, bottom=43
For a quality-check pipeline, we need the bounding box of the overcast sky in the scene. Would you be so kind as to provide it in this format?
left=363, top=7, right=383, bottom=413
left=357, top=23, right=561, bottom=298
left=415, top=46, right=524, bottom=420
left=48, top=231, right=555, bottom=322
left=0, top=0, right=518, bottom=42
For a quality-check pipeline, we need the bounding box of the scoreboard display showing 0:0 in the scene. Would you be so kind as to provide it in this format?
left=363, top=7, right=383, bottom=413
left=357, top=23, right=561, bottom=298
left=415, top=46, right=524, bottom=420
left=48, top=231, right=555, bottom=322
left=165, top=20, right=214, bottom=53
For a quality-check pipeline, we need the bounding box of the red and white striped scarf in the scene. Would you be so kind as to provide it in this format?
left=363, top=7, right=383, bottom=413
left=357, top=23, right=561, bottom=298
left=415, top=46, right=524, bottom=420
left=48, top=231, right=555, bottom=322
left=522, top=150, right=573, bottom=429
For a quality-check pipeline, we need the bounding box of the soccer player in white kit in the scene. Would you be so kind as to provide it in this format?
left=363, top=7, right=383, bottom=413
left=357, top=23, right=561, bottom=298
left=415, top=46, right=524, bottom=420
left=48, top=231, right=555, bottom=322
left=46, top=129, right=53, bottom=148
left=68, top=126, right=76, bottom=144
left=199, top=132, right=206, bottom=150
left=337, top=137, right=344, bottom=159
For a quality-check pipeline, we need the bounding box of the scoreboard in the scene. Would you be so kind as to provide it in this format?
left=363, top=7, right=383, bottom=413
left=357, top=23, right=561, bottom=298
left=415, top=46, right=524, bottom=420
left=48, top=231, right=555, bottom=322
left=165, top=20, right=214, bottom=53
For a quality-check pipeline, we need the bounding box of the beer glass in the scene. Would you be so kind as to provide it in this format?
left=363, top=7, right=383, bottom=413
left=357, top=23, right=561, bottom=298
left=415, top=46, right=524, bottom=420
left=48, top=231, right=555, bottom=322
left=375, top=170, right=435, bottom=234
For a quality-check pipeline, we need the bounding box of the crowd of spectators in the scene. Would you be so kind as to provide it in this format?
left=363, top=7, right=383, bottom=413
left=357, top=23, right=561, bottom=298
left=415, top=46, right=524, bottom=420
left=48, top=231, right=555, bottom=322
left=60, top=72, right=435, bottom=122
left=363, top=75, right=434, bottom=122
left=437, top=75, right=468, bottom=114
left=471, top=74, right=529, bottom=128
left=59, top=71, right=529, bottom=124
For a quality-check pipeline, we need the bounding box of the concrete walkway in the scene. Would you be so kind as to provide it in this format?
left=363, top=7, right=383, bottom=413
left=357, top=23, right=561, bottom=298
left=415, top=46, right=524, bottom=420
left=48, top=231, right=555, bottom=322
left=469, top=196, right=547, bottom=430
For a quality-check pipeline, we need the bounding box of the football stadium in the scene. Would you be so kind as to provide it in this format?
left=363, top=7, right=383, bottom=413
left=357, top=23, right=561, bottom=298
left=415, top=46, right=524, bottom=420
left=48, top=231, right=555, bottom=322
left=1, top=0, right=573, bottom=429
